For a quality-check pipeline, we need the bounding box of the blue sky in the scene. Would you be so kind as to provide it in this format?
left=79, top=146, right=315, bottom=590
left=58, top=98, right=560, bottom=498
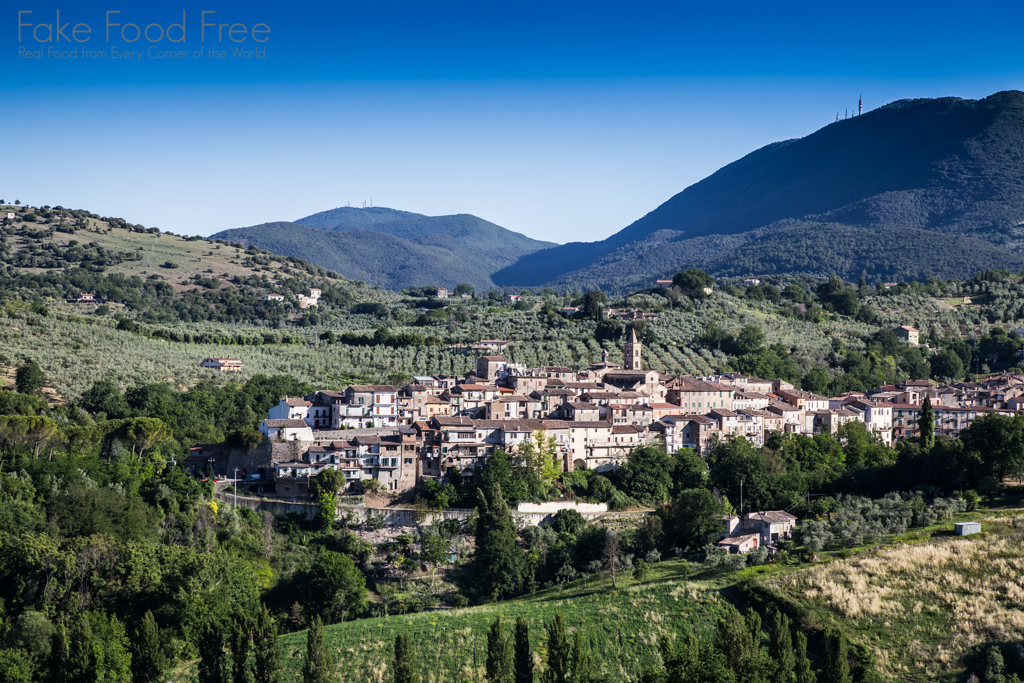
left=3, top=0, right=1024, bottom=243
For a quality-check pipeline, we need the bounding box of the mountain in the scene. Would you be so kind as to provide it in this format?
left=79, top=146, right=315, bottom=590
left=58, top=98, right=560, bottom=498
left=212, top=208, right=555, bottom=291
left=493, top=90, right=1024, bottom=290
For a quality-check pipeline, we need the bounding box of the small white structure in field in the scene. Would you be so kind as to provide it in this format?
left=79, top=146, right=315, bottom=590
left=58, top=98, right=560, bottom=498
left=954, top=522, right=981, bottom=536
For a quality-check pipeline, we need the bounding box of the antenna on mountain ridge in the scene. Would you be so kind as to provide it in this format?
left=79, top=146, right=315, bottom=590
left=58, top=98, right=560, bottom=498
left=859, top=94, right=863, bottom=116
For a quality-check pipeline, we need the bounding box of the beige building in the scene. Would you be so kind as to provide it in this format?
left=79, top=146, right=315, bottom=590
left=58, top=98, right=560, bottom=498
left=200, top=357, right=243, bottom=372
left=896, top=325, right=920, bottom=345
left=665, top=376, right=735, bottom=412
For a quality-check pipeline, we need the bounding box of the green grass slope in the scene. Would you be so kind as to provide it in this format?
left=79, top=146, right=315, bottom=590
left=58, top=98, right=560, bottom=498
left=273, top=561, right=729, bottom=683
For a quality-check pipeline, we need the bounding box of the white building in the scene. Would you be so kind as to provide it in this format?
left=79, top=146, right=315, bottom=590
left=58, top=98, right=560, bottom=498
left=259, top=419, right=313, bottom=441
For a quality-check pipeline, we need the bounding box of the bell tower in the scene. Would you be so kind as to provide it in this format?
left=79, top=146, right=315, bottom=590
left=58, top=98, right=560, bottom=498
left=624, top=328, right=642, bottom=371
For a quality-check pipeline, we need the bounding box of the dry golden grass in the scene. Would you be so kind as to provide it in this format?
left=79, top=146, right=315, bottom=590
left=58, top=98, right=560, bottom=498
left=772, top=515, right=1024, bottom=679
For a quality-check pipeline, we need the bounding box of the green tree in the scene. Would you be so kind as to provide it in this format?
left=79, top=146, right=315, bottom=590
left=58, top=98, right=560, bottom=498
left=672, top=268, right=714, bottom=299
left=316, top=491, right=338, bottom=530
left=580, top=291, right=606, bottom=320
left=515, top=432, right=561, bottom=497
left=669, top=448, right=709, bottom=497
left=731, top=325, right=766, bottom=355
left=570, top=631, right=595, bottom=682
left=198, top=619, right=229, bottom=683
left=301, top=617, right=335, bottom=683
left=0, top=649, right=32, bottom=683
left=658, top=488, right=725, bottom=551
left=962, top=414, right=1024, bottom=481
left=541, top=613, right=570, bottom=683
left=820, top=628, right=851, bottom=683
left=594, top=319, right=623, bottom=342
left=769, top=611, right=795, bottom=683
left=15, top=362, right=45, bottom=396
left=253, top=605, right=282, bottom=683
left=478, top=450, right=522, bottom=505
left=131, top=611, right=165, bottom=683
left=80, top=380, right=131, bottom=419
left=67, top=613, right=95, bottom=683
left=616, top=445, right=672, bottom=505
left=306, top=550, right=367, bottom=624
left=514, top=617, right=533, bottom=683
left=930, top=349, right=964, bottom=381
left=816, top=277, right=859, bottom=316
left=486, top=616, right=514, bottom=683
left=714, top=609, right=763, bottom=682
left=794, top=631, right=816, bottom=683
left=919, top=396, right=935, bottom=451
left=230, top=611, right=252, bottom=683
left=801, top=367, right=830, bottom=396
left=420, top=531, right=449, bottom=588
left=310, top=469, right=346, bottom=498
left=474, top=485, right=524, bottom=599
left=783, top=283, right=805, bottom=301
left=48, top=622, right=69, bottom=683
left=394, top=632, right=415, bottom=683
left=96, top=614, right=133, bottom=683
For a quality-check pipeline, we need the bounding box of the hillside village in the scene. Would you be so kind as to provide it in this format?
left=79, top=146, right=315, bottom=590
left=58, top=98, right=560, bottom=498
left=192, top=327, right=1023, bottom=511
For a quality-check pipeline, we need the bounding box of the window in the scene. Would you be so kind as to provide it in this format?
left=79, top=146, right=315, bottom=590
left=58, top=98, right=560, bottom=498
left=404, top=458, right=413, bottom=464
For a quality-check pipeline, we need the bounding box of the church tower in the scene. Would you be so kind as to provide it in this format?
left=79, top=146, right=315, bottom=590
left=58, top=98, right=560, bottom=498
left=624, top=328, right=642, bottom=370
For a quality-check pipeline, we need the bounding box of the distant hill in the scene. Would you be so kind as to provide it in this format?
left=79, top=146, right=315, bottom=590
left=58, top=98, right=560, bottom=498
left=493, top=90, right=1024, bottom=291
left=213, top=208, right=555, bottom=291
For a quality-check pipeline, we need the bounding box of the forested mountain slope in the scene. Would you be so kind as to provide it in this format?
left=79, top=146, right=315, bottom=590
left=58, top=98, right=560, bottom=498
left=494, top=91, right=1024, bottom=291
left=213, top=207, right=555, bottom=291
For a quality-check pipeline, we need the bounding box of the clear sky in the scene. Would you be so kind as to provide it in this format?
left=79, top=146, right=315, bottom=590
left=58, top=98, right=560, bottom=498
left=3, top=0, right=1023, bottom=243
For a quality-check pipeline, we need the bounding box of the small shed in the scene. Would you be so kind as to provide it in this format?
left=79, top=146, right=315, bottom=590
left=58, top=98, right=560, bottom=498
left=954, top=522, right=981, bottom=536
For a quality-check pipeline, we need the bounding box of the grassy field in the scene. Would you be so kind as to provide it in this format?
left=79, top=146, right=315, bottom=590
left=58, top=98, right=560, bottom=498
left=266, top=561, right=730, bottom=683
left=12, top=216, right=273, bottom=287
left=768, top=512, right=1024, bottom=681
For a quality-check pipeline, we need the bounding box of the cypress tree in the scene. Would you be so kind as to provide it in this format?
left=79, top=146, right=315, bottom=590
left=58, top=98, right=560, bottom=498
left=514, top=617, right=533, bottom=683
left=714, top=609, right=755, bottom=675
left=794, top=631, right=816, bottom=683
left=541, top=612, right=570, bottom=683
left=920, top=396, right=935, bottom=450
left=301, top=616, right=335, bottom=683
left=230, top=611, right=253, bottom=683
left=49, top=622, right=70, bottom=683
left=68, top=613, right=96, bottom=683
left=569, top=631, right=594, bottom=682
left=394, top=632, right=415, bottom=683
left=474, top=485, right=523, bottom=599
left=769, top=611, right=795, bottom=683
left=253, top=605, right=282, bottom=683
left=745, top=609, right=762, bottom=648
left=486, top=616, right=514, bottom=683
left=131, top=611, right=165, bottom=683
left=198, top=620, right=230, bottom=683
left=821, top=628, right=851, bottom=683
